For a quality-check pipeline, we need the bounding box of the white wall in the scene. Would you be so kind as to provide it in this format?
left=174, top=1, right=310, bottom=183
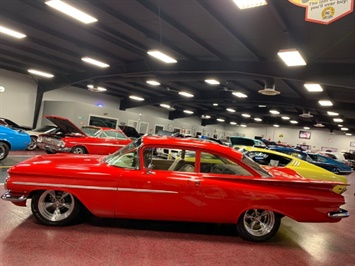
left=1, top=68, right=354, bottom=152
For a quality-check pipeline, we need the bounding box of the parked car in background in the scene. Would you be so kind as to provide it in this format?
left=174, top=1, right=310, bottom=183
left=0, top=125, right=31, bottom=161
left=343, top=152, right=355, bottom=169
left=229, top=136, right=266, bottom=149
left=307, top=153, right=352, bottom=175
left=241, top=146, right=348, bottom=194
left=25, top=125, right=58, bottom=151
left=37, top=115, right=132, bottom=155
left=0, top=117, right=32, bottom=130
left=2, top=136, right=349, bottom=242
left=320, top=151, right=350, bottom=165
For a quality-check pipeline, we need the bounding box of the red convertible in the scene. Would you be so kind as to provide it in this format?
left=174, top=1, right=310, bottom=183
left=1, top=136, right=349, bottom=242
left=37, top=115, right=132, bottom=154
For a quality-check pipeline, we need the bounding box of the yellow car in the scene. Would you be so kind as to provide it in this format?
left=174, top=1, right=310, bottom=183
left=240, top=147, right=348, bottom=194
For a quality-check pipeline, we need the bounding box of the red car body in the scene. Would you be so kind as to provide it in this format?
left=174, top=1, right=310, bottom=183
left=1, top=136, right=349, bottom=242
left=37, top=115, right=132, bottom=154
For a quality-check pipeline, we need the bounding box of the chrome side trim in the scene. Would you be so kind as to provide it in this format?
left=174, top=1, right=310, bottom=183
left=328, top=208, right=350, bottom=218
left=1, top=191, right=27, bottom=202
left=12, top=181, right=178, bottom=194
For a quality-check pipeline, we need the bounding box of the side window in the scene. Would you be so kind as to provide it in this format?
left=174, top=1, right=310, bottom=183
left=109, top=151, right=138, bottom=169
left=201, top=152, right=253, bottom=176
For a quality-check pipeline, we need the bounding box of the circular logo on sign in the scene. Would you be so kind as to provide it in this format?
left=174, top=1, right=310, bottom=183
left=322, top=7, right=335, bottom=19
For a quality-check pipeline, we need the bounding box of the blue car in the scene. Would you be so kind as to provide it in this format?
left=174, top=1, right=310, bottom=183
left=307, top=153, right=352, bottom=175
left=0, top=125, right=31, bottom=161
left=268, top=146, right=343, bottom=174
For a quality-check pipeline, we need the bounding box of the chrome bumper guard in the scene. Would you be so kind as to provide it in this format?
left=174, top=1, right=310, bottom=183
left=328, top=208, right=350, bottom=218
left=1, top=191, right=27, bottom=202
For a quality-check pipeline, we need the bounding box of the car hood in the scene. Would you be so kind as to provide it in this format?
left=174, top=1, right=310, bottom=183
left=45, top=115, right=86, bottom=136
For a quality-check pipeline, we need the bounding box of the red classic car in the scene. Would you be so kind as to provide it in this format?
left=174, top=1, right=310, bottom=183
left=1, top=136, right=349, bottom=242
left=37, top=115, right=132, bottom=154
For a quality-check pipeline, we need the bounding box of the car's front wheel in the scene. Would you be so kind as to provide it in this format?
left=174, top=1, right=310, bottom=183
left=31, top=190, right=82, bottom=226
left=71, top=146, right=87, bottom=154
left=26, top=136, right=37, bottom=151
left=0, top=142, right=10, bottom=161
left=236, top=209, right=281, bottom=242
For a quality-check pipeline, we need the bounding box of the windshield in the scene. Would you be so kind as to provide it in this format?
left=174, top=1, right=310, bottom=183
left=104, top=138, right=142, bottom=167
left=82, top=127, right=101, bottom=137
left=242, top=155, right=271, bottom=178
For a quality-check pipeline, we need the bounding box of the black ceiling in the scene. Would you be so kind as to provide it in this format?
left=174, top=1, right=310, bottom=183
left=1, top=0, right=355, bottom=133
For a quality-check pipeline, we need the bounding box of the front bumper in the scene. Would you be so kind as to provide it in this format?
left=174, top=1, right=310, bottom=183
left=328, top=208, right=350, bottom=218
left=1, top=190, right=27, bottom=202
left=38, top=143, right=71, bottom=153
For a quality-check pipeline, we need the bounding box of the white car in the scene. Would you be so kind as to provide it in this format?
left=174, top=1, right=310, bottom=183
left=25, top=125, right=57, bottom=150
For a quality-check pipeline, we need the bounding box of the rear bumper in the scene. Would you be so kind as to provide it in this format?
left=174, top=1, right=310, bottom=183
left=328, top=208, right=350, bottom=218
left=1, top=190, right=27, bottom=202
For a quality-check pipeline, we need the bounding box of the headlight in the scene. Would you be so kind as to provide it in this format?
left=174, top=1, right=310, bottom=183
left=57, top=141, right=65, bottom=148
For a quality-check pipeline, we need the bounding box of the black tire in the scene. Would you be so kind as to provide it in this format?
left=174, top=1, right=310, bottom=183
left=0, top=142, right=10, bottom=161
left=236, top=209, right=281, bottom=242
left=71, top=146, right=87, bottom=154
left=31, top=190, right=82, bottom=226
left=26, top=136, right=37, bottom=151
left=45, top=150, right=56, bottom=154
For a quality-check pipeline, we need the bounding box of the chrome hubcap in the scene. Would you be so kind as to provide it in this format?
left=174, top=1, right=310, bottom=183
left=243, top=209, right=275, bottom=236
left=38, top=190, right=75, bottom=221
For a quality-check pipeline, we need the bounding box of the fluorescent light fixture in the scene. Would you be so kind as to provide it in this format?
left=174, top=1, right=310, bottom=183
left=254, top=118, right=262, bottom=122
left=232, top=91, right=248, bottom=98
left=338, top=124, right=343, bottom=127
left=45, top=1, right=98, bottom=24
left=205, top=79, right=220, bottom=85
left=129, top=95, right=144, bottom=101
left=277, top=49, right=306, bottom=67
left=178, top=91, right=194, bottom=98
left=240, top=124, right=247, bottom=127
left=160, top=104, right=170, bottom=109
left=217, top=118, right=225, bottom=122
left=242, top=113, right=251, bottom=118
left=269, top=110, right=280, bottom=115
left=327, top=111, right=339, bottom=116
left=28, top=69, right=54, bottom=78
left=0, top=25, right=26, bottom=39
left=96, top=87, right=106, bottom=92
left=258, top=105, right=267, bottom=108
left=147, top=50, right=177, bottom=63
left=304, top=83, right=323, bottom=92
left=184, top=110, right=194, bottom=114
left=230, top=122, right=237, bottom=125
left=226, top=108, right=236, bottom=113
left=213, top=103, right=218, bottom=106
left=333, top=118, right=343, bottom=122
left=341, top=127, right=348, bottom=131
left=87, top=85, right=107, bottom=92
left=290, top=120, right=298, bottom=124
left=282, top=116, right=290, bottom=120
left=319, top=100, right=333, bottom=106
left=201, top=115, right=211, bottom=119
left=304, top=127, right=310, bottom=130
left=345, top=133, right=352, bottom=136
left=81, top=57, right=109, bottom=68
left=146, top=80, right=160, bottom=86
left=273, top=124, right=280, bottom=127
left=233, top=0, right=267, bottom=9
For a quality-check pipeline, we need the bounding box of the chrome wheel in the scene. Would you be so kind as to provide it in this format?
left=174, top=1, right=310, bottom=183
left=31, top=190, right=82, bottom=226
left=0, top=142, right=10, bottom=161
left=26, top=136, right=37, bottom=151
left=237, top=209, right=280, bottom=242
left=71, top=146, right=86, bottom=154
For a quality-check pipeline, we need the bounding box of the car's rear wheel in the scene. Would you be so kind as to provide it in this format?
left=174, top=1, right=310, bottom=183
left=71, top=146, right=87, bottom=154
left=31, top=190, right=82, bottom=226
left=26, top=136, right=37, bottom=151
left=236, top=209, right=281, bottom=242
left=0, top=142, right=10, bottom=161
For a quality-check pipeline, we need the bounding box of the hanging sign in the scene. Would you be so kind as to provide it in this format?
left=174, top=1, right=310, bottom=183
left=289, top=0, right=354, bottom=24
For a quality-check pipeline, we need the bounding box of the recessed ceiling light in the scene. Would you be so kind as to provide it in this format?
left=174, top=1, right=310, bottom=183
left=147, top=50, right=177, bottom=63
left=160, top=104, right=170, bottom=109
left=277, top=49, right=307, bottom=67
left=213, top=103, right=218, bottom=106
left=232, top=92, right=248, bottom=98
left=226, top=108, right=236, bottom=113
left=81, top=57, right=109, bottom=68
left=304, top=83, right=323, bottom=92
left=45, top=1, right=98, bottom=24
left=0, top=25, right=26, bottom=38
left=338, top=124, right=343, bottom=127
left=341, top=127, right=348, bottom=131
left=146, top=80, right=160, bottom=86
left=319, top=100, right=333, bottom=106
left=304, top=127, right=310, bottom=130
left=230, top=122, right=237, bottom=125
left=290, top=120, right=298, bottom=124
left=282, top=116, right=290, bottom=120
left=129, top=95, right=144, bottom=101
left=327, top=111, right=339, bottom=116
left=240, top=124, right=247, bottom=127
left=346, top=133, right=352, bottom=136
left=269, top=110, right=280, bottom=115
left=178, top=91, right=194, bottom=98
left=28, top=69, right=54, bottom=78
left=233, top=0, right=267, bottom=9
left=273, top=124, right=280, bottom=127
left=87, top=85, right=107, bottom=92
left=184, top=110, right=194, bottom=114
left=333, top=118, right=343, bottom=122
left=217, top=118, right=225, bottom=122
left=258, top=105, right=267, bottom=108
left=242, top=113, right=251, bottom=118
left=201, top=115, right=211, bottom=119
left=254, top=118, right=262, bottom=122
left=205, top=79, right=220, bottom=85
